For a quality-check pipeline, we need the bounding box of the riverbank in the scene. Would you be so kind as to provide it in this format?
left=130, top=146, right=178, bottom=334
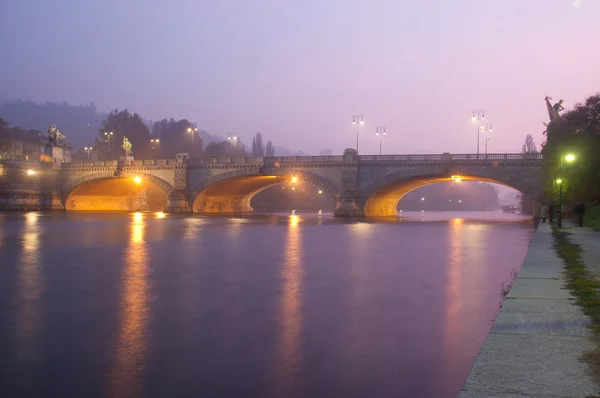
left=459, top=223, right=598, bottom=397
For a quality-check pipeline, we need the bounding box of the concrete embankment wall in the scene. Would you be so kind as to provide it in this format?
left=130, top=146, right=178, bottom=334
left=458, top=223, right=597, bottom=397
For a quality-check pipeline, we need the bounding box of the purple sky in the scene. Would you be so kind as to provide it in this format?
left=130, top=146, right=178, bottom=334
left=1, top=0, right=599, bottom=155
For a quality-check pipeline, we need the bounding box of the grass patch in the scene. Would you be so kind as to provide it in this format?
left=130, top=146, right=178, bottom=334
left=552, top=228, right=600, bottom=381
left=584, top=205, right=600, bottom=231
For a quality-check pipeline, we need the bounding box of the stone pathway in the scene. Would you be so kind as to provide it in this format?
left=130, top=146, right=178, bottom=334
left=458, top=223, right=599, bottom=397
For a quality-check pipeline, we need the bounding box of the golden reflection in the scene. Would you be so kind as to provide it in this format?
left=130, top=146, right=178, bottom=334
left=273, top=215, right=303, bottom=396
left=443, top=218, right=464, bottom=364
left=155, top=211, right=165, bottom=219
left=110, top=212, right=150, bottom=397
left=15, top=212, right=43, bottom=374
left=289, top=214, right=300, bottom=227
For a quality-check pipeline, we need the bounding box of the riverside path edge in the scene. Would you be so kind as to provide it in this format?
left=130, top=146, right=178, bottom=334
left=458, top=223, right=598, bottom=397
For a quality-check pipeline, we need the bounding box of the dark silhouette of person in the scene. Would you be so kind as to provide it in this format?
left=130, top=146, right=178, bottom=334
left=548, top=202, right=554, bottom=224
left=575, top=202, right=585, bottom=227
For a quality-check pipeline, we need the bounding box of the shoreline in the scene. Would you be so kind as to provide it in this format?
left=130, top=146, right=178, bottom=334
left=458, top=223, right=598, bottom=397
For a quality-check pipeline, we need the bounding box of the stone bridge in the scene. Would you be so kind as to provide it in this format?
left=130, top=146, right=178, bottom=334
left=0, top=149, right=543, bottom=216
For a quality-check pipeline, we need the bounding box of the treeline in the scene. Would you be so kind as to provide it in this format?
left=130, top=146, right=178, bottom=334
left=542, top=93, right=600, bottom=206
left=97, top=110, right=276, bottom=160
left=397, top=181, right=501, bottom=211
left=0, top=100, right=278, bottom=160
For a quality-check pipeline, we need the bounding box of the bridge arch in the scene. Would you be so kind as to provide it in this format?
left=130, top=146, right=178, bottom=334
left=361, top=166, right=543, bottom=217
left=62, top=170, right=174, bottom=211
left=190, top=168, right=340, bottom=213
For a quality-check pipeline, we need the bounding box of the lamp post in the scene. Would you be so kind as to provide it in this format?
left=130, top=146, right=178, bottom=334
left=84, top=146, right=92, bottom=161
left=150, top=138, right=159, bottom=160
left=187, top=125, right=199, bottom=142
left=557, top=153, right=576, bottom=227
left=104, top=131, right=114, bottom=159
left=478, top=123, right=492, bottom=159
left=227, top=132, right=237, bottom=142
left=375, top=126, right=386, bottom=155
left=471, top=110, right=485, bottom=157
left=352, top=114, right=364, bottom=153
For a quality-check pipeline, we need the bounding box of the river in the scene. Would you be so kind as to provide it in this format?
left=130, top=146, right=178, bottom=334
left=0, top=211, right=533, bottom=398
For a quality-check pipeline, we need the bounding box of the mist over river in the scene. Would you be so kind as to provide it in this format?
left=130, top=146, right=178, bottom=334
left=0, top=210, right=533, bottom=398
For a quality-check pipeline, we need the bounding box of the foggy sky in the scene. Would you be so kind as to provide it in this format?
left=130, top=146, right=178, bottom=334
left=1, top=0, right=599, bottom=155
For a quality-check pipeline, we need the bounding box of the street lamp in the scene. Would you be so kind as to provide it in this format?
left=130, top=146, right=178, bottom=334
left=375, top=126, right=386, bottom=155
left=104, top=131, right=114, bottom=159
left=187, top=126, right=199, bottom=142
left=227, top=132, right=237, bottom=142
left=150, top=138, right=159, bottom=160
left=84, top=146, right=92, bottom=161
left=352, top=114, right=364, bottom=153
left=478, top=123, right=492, bottom=158
left=471, top=110, right=485, bottom=157
left=557, top=153, right=576, bottom=227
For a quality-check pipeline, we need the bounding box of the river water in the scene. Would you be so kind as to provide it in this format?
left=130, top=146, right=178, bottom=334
left=0, top=211, right=533, bottom=398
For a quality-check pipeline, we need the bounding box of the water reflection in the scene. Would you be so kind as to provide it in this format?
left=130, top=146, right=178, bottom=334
left=443, top=218, right=464, bottom=363
left=14, top=212, right=43, bottom=383
left=109, top=212, right=150, bottom=397
left=273, top=215, right=304, bottom=396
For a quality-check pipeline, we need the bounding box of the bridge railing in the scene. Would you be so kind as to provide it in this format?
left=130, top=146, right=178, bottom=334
left=358, top=153, right=543, bottom=162
left=54, top=153, right=543, bottom=168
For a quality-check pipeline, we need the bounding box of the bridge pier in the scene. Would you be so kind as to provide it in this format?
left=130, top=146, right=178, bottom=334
left=333, top=194, right=364, bottom=217
left=164, top=190, right=192, bottom=213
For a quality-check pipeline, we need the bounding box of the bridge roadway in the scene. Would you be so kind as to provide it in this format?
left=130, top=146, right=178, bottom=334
left=0, top=149, right=543, bottom=216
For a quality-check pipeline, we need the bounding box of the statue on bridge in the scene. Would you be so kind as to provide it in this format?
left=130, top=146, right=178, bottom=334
left=48, top=124, right=65, bottom=145
left=122, top=137, right=133, bottom=156
left=544, top=96, right=564, bottom=123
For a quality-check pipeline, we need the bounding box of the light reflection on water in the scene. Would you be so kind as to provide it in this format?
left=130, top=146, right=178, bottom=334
left=0, top=211, right=534, bottom=398
left=109, top=212, right=150, bottom=397
left=272, top=214, right=304, bottom=396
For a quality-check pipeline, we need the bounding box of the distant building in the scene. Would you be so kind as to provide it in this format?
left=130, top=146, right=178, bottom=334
left=0, top=128, right=46, bottom=161
left=319, top=149, right=333, bottom=156
left=0, top=127, right=72, bottom=164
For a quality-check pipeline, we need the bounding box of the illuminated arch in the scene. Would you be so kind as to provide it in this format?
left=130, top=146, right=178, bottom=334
left=190, top=168, right=340, bottom=213
left=61, top=170, right=174, bottom=210
left=362, top=167, right=543, bottom=217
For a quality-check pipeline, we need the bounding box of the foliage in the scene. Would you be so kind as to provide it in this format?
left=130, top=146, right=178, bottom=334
left=0, top=100, right=105, bottom=148
left=552, top=228, right=600, bottom=381
left=584, top=205, right=600, bottom=231
left=518, top=134, right=538, bottom=214
left=265, top=140, right=275, bottom=156
left=521, top=134, right=538, bottom=154
left=397, top=181, right=501, bottom=211
left=252, top=132, right=265, bottom=157
left=151, top=118, right=203, bottom=159
left=204, top=140, right=248, bottom=158
left=97, top=109, right=151, bottom=160
left=542, top=93, right=600, bottom=205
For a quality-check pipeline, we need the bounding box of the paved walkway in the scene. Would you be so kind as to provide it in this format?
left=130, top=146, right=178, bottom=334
left=459, top=223, right=599, bottom=397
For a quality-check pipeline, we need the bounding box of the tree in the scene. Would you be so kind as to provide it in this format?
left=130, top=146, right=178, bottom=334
left=204, top=140, right=248, bottom=158
left=265, top=140, right=275, bottom=156
left=521, top=134, right=538, bottom=153
left=252, top=132, right=265, bottom=157
left=152, top=118, right=203, bottom=159
left=98, top=109, right=151, bottom=160
left=518, top=134, right=538, bottom=214
left=542, top=93, right=600, bottom=205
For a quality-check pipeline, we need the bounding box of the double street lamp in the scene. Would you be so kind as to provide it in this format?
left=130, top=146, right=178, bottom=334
left=478, top=123, right=492, bottom=158
left=84, top=146, right=92, bottom=161
left=375, top=126, right=386, bottom=155
left=352, top=114, right=364, bottom=153
left=471, top=110, right=485, bottom=157
left=556, top=153, right=576, bottom=227
left=104, top=131, right=114, bottom=159
left=227, top=132, right=237, bottom=142
left=187, top=126, right=199, bottom=142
